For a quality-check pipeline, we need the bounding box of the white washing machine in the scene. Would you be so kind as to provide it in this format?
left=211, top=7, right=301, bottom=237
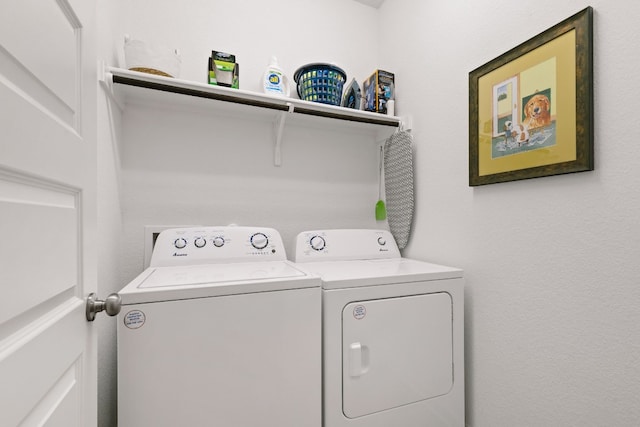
left=294, top=229, right=465, bottom=427
left=118, top=226, right=321, bottom=427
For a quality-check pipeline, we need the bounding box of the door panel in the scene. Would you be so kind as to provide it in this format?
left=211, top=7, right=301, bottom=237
left=0, top=307, right=84, bottom=426
left=27, top=363, right=81, bottom=427
left=0, top=0, right=96, bottom=424
left=342, top=292, right=453, bottom=418
left=0, top=0, right=80, bottom=126
left=0, top=174, right=78, bottom=325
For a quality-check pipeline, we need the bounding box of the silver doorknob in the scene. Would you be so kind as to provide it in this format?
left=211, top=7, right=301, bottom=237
left=86, top=292, right=122, bottom=321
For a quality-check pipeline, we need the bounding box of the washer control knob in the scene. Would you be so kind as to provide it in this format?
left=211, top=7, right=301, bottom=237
left=310, top=235, right=326, bottom=251
left=250, top=232, right=269, bottom=250
left=377, top=236, right=386, bottom=246
left=194, top=237, right=206, bottom=248
left=213, top=236, right=225, bottom=248
left=174, top=238, right=187, bottom=249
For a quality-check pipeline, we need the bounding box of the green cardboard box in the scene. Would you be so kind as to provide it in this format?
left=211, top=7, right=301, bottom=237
left=208, top=51, right=239, bottom=89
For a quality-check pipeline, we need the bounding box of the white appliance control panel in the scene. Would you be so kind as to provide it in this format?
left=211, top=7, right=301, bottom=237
left=294, top=229, right=401, bottom=262
left=150, top=226, right=287, bottom=267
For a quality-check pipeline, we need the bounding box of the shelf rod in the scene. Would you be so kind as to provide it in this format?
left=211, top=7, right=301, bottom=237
left=112, top=75, right=290, bottom=112
left=293, top=107, right=399, bottom=127
left=111, top=75, right=399, bottom=127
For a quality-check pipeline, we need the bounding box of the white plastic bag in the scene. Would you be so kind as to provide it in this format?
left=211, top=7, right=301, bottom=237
left=124, top=35, right=181, bottom=78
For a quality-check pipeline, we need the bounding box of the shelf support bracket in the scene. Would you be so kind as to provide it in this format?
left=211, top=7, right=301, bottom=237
left=98, top=60, right=124, bottom=112
left=274, top=102, right=294, bottom=166
left=399, top=114, right=413, bottom=132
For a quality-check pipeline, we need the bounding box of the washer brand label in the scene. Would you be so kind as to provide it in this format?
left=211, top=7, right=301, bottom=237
left=124, top=310, right=146, bottom=329
left=353, top=305, right=366, bottom=320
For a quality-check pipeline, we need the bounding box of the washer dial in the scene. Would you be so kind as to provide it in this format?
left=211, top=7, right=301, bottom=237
left=213, top=236, right=225, bottom=247
left=250, top=232, right=269, bottom=250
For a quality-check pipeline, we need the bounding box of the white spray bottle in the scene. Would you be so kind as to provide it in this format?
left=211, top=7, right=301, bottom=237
left=262, top=56, right=290, bottom=97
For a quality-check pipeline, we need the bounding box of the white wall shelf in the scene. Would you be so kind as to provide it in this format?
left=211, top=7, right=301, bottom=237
left=103, top=67, right=403, bottom=165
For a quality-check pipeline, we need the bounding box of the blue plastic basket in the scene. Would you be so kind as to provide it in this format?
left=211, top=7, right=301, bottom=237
left=293, top=63, right=347, bottom=106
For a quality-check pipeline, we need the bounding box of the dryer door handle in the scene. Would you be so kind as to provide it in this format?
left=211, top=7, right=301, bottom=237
left=348, top=342, right=370, bottom=377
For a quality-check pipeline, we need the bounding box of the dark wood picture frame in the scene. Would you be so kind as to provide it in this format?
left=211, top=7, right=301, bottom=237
left=469, top=7, right=593, bottom=186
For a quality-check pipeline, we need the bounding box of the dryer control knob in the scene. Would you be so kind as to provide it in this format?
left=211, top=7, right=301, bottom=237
left=213, top=236, right=225, bottom=247
left=377, top=237, right=386, bottom=246
left=310, top=235, right=326, bottom=251
left=194, top=237, right=206, bottom=248
left=250, top=232, right=269, bottom=250
left=174, top=238, right=187, bottom=249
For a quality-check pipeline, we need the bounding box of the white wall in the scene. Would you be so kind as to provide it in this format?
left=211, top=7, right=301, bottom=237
left=116, top=0, right=387, bottom=280
left=378, top=0, right=640, bottom=426
left=99, top=1, right=387, bottom=422
left=98, top=0, right=640, bottom=426
left=120, top=0, right=380, bottom=93
left=96, top=1, right=124, bottom=425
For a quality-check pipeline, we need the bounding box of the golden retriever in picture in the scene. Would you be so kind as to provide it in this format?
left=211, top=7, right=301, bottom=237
left=523, top=94, right=551, bottom=130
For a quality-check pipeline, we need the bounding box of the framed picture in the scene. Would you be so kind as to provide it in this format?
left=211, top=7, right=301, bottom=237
left=469, top=7, right=593, bottom=186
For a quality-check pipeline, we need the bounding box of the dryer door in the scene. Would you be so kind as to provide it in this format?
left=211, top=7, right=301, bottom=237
left=342, top=292, right=453, bottom=418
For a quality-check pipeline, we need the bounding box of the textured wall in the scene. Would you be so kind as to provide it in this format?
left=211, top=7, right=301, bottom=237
left=378, top=1, right=640, bottom=425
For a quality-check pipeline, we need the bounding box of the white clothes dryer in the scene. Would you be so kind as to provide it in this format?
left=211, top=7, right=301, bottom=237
left=294, top=229, right=464, bottom=427
left=118, top=226, right=321, bottom=427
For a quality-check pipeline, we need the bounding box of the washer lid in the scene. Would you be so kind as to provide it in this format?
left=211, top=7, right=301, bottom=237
left=119, top=261, right=319, bottom=305
left=296, top=258, right=462, bottom=289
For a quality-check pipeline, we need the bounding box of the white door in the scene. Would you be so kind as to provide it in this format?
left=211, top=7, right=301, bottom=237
left=342, top=293, right=454, bottom=419
left=0, top=0, right=97, bottom=425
